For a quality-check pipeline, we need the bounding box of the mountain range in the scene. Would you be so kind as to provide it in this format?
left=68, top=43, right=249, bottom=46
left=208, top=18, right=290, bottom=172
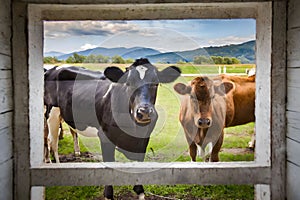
left=45, top=40, right=255, bottom=64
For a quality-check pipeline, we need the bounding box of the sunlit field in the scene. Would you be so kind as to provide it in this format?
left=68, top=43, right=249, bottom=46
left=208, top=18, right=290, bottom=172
left=46, top=63, right=256, bottom=200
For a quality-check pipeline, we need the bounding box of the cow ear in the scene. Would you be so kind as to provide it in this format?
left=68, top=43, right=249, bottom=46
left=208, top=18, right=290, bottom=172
left=104, top=66, right=125, bottom=83
left=158, top=66, right=181, bottom=83
left=174, top=83, right=191, bottom=95
left=215, top=81, right=234, bottom=95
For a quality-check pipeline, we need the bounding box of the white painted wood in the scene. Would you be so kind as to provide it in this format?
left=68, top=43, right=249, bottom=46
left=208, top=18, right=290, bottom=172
left=28, top=5, right=44, bottom=167
left=287, top=162, right=300, bottom=200
left=286, top=111, right=300, bottom=142
left=0, top=159, right=13, bottom=200
left=255, top=185, right=270, bottom=200
left=31, top=162, right=270, bottom=186
left=0, top=127, right=12, bottom=164
left=23, top=2, right=278, bottom=200
left=255, top=2, right=272, bottom=165
left=287, top=138, right=300, bottom=166
left=16, top=0, right=277, bottom=3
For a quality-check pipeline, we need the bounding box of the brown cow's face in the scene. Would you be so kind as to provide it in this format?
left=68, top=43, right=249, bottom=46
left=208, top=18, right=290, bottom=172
left=174, top=76, right=233, bottom=128
left=190, top=77, right=215, bottom=128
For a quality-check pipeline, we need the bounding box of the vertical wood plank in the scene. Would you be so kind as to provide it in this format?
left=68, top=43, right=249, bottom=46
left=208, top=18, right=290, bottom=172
left=270, top=1, right=287, bottom=199
left=12, top=2, right=31, bottom=199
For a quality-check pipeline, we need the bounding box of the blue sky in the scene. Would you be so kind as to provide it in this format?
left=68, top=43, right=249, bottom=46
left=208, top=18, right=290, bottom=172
left=44, top=19, right=256, bottom=54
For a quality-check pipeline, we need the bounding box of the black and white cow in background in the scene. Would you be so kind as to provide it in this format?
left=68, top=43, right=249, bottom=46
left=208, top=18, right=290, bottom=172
left=44, top=58, right=181, bottom=200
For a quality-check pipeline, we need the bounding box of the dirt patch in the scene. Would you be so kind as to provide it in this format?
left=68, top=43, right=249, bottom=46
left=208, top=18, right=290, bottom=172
left=58, top=152, right=102, bottom=163
left=220, top=148, right=254, bottom=155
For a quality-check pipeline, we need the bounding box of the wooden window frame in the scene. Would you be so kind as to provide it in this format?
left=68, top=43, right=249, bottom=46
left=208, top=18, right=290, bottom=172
left=12, top=1, right=286, bottom=199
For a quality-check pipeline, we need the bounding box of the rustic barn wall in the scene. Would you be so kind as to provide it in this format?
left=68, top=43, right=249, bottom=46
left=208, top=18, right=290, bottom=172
left=287, top=0, right=300, bottom=199
left=0, top=0, right=13, bottom=199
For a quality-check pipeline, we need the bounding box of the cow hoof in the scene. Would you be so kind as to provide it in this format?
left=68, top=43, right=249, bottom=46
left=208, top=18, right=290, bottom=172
left=138, top=193, right=145, bottom=200
left=74, top=152, right=81, bottom=157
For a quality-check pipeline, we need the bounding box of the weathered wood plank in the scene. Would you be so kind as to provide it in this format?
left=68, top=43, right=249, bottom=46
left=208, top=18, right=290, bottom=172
left=0, top=127, right=13, bottom=164
left=287, top=68, right=300, bottom=88
left=287, top=86, right=300, bottom=113
left=31, top=162, right=270, bottom=186
left=287, top=138, right=300, bottom=167
left=0, top=159, right=13, bottom=200
left=15, top=0, right=281, bottom=4
left=0, top=112, right=12, bottom=130
left=12, top=2, right=31, bottom=200
left=0, top=54, right=11, bottom=70
left=287, top=161, right=300, bottom=200
left=288, top=0, right=300, bottom=29
left=287, top=28, right=300, bottom=68
left=33, top=3, right=258, bottom=21
left=287, top=111, right=300, bottom=143
left=0, top=0, right=11, bottom=56
left=0, top=79, right=13, bottom=113
left=270, top=2, right=287, bottom=199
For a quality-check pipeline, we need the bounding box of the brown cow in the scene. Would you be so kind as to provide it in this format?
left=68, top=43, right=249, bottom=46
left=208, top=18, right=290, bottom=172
left=216, top=74, right=256, bottom=149
left=174, top=76, right=233, bottom=162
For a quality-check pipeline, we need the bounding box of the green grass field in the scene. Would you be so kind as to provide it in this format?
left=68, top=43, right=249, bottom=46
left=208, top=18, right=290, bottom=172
left=46, top=63, right=255, bottom=200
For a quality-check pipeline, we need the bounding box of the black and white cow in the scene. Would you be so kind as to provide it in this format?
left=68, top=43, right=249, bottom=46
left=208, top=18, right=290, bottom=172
left=44, top=58, right=181, bottom=200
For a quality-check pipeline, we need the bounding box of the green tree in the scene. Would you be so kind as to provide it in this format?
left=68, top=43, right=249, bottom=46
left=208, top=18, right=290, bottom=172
left=43, top=56, right=60, bottom=64
left=111, top=55, right=125, bottom=64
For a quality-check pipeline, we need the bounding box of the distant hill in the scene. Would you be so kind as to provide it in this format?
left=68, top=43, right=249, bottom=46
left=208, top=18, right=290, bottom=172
left=147, top=40, right=255, bottom=64
left=44, top=51, right=65, bottom=57
left=44, top=40, right=255, bottom=64
left=51, top=47, right=161, bottom=61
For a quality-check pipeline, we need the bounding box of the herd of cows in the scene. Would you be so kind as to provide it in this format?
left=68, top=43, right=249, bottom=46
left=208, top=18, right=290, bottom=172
left=43, top=58, right=255, bottom=200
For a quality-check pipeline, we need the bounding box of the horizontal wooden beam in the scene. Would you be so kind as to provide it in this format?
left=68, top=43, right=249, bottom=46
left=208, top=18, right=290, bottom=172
left=30, top=3, right=258, bottom=21
left=31, top=162, right=270, bottom=186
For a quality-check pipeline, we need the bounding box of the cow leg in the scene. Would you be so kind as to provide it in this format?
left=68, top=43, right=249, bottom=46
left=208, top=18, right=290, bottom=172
left=210, top=131, right=224, bottom=162
left=59, top=122, right=64, bottom=140
left=133, top=185, right=145, bottom=200
left=44, top=117, right=51, bottom=163
left=248, top=128, right=256, bottom=150
left=189, top=142, right=197, bottom=162
left=70, top=128, right=81, bottom=156
left=47, top=107, right=61, bottom=163
left=100, top=137, right=116, bottom=200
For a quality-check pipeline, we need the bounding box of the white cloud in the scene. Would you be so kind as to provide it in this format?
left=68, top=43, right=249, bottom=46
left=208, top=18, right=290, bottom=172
left=80, top=43, right=98, bottom=50
left=44, top=21, right=139, bottom=38
left=206, top=35, right=255, bottom=47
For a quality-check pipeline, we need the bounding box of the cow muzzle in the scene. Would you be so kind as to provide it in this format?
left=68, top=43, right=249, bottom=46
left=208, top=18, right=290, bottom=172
left=135, top=104, right=154, bottom=124
left=197, top=117, right=212, bottom=128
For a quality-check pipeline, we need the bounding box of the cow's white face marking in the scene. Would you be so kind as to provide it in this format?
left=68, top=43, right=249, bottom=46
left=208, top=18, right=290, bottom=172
left=136, top=65, right=148, bottom=80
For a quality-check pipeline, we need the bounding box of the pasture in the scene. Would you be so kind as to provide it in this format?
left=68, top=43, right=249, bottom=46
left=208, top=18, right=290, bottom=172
left=46, top=63, right=255, bottom=200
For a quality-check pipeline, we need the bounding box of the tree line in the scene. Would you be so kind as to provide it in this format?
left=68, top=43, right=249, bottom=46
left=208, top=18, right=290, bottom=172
left=44, top=53, right=134, bottom=64
left=44, top=53, right=241, bottom=65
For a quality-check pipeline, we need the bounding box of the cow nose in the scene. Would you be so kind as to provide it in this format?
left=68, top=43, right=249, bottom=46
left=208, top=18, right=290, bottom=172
left=198, top=118, right=211, bottom=127
left=136, top=105, right=153, bottom=123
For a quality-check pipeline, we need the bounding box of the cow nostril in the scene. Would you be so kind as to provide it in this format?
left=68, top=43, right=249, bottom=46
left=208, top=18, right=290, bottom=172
left=198, top=118, right=211, bottom=126
left=198, top=119, right=203, bottom=126
left=206, top=119, right=211, bottom=126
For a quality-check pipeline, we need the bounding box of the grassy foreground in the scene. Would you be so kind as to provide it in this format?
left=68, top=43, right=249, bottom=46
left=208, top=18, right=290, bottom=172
left=46, top=63, right=255, bottom=200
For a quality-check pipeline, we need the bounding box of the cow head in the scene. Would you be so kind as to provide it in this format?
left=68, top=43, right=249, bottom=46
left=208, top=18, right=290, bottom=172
left=104, top=58, right=181, bottom=125
left=174, top=76, right=233, bottom=128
